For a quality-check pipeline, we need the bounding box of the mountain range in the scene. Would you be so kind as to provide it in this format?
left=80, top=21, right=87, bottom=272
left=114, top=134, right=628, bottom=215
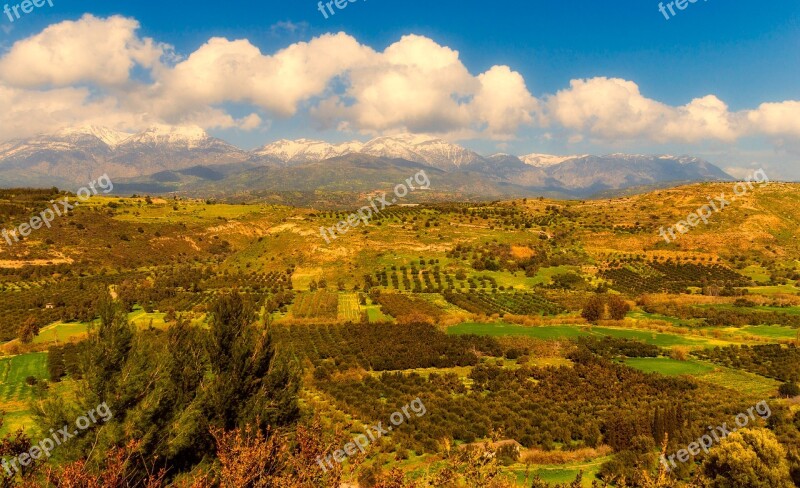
left=0, top=125, right=733, bottom=200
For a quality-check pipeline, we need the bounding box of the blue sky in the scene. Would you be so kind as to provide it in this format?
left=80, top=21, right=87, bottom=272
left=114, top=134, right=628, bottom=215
left=1, top=0, right=799, bottom=177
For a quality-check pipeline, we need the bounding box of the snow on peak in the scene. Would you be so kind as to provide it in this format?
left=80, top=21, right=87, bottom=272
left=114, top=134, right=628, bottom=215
left=659, top=154, right=705, bottom=165
left=122, top=125, right=213, bottom=148
left=520, top=153, right=585, bottom=167
left=141, top=125, right=207, bottom=140
left=370, top=133, right=440, bottom=146
left=55, top=125, right=132, bottom=147
left=254, top=138, right=364, bottom=163
left=361, top=134, right=482, bottom=168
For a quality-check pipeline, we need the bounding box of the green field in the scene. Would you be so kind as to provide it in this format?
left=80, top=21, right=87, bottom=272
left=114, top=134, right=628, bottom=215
left=628, top=310, right=698, bottom=326
left=624, top=357, right=780, bottom=399
left=33, top=321, right=89, bottom=344
left=448, top=322, right=716, bottom=348
left=337, top=293, right=362, bottom=322
left=740, top=265, right=771, bottom=283
left=510, top=457, right=609, bottom=487
left=590, top=327, right=709, bottom=348
left=727, top=325, right=799, bottom=340
left=746, top=285, right=800, bottom=296
left=364, top=297, right=393, bottom=323
left=528, top=266, right=582, bottom=286
left=448, top=322, right=592, bottom=340
left=694, top=365, right=781, bottom=399
left=623, top=357, right=714, bottom=376
left=0, top=352, right=49, bottom=433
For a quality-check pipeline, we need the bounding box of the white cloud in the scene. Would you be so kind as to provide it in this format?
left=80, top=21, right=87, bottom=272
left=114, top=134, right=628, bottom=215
left=269, top=21, right=309, bottom=37
left=0, top=15, right=797, bottom=152
left=472, top=66, right=538, bottom=139
left=545, top=77, right=800, bottom=146
left=0, top=14, right=166, bottom=87
left=312, top=35, right=537, bottom=139
left=146, top=32, right=374, bottom=124
left=0, top=83, right=152, bottom=139
left=545, top=77, right=743, bottom=143
left=746, top=101, right=800, bottom=138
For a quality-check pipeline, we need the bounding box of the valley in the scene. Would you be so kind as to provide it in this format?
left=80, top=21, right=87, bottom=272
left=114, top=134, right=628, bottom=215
left=1, top=182, right=799, bottom=486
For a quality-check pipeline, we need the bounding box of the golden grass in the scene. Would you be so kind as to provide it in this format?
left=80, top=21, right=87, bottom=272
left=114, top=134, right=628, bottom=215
left=521, top=446, right=613, bottom=465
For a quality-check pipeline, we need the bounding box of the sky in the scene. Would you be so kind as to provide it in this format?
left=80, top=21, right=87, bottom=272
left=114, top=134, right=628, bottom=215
left=0, top=0, right=798, bottom=178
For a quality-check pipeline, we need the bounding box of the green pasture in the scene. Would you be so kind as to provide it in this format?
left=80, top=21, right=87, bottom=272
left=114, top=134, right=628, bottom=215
left=448, top=322, right=592, bottom=340
left=33, top=321, right=89, bottom=344
left=623, top=357, right=714, bottom=376
left=725, top=325, right=799, bottom=340
left=0, top=352, right=48, bottom=434
left=746, top=285, right=800, bottom=296
left=448, top=322, right=719, bottom=348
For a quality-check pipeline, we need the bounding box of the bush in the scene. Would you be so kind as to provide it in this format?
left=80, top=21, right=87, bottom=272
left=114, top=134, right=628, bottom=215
left=581, top=295, right=605, bottom=323
left=670, top=346, right=691, bottom=361
left=607, top=295, right=631, bottom=320
left=779, top=382, right=800, bottom=398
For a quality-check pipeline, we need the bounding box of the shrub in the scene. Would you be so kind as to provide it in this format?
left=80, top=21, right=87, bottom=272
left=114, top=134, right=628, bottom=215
left=581, top=295, right=605, bottom=323
left=607, top=295, right=631, bottom=320
left=779, top=382, right=800, bottom=398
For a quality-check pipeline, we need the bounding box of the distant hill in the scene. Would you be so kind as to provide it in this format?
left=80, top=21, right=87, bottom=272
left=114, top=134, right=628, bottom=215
left=0, top=126, right=734, bottom=200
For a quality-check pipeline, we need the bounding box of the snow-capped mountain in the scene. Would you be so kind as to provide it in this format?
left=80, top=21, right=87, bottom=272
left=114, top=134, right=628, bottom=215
left=0, top=125, right=734, bottom=194
left=254, top=133, right=483, bottom=170
left=55, top=125, right=133, bottom=147
left=520, top=153, right=588, bottom=167
left=254, top=139, right=364, bottom=164
left=360, top=134, right=483, bottom=169
left=118, top=125, right=211, bottom=148
left=0, top=125, right=251, bottom=186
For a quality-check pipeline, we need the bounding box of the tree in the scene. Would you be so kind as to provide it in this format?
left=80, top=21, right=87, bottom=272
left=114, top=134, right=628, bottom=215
left=18, top=316, right=39, bottom=344
left=35, top=293, right=300, bottom=485
left=779, top=381, right=800, bottom=398
left=581, top=295, right=605, bottom=323
left=700, top=428, right=793, bottom=488
left=0, top=414, right=40, bottom=485
left=202, top=292, right=300, bottom=432
left=607, top=295, right=631, bottom=320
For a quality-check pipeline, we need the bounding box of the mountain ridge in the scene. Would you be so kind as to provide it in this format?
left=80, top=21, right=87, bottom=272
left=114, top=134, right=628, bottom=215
left=0, top=126, right=734, bottom=198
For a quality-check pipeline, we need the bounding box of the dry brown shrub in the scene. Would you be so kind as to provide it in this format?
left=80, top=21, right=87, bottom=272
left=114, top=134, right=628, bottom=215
left=670, top=347, right=690, bottom=361
left=521, top=445, right=612, bottom=465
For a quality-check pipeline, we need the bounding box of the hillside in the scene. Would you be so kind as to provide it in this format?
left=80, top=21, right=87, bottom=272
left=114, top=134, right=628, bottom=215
left=1, top=182, right=799, bottom=486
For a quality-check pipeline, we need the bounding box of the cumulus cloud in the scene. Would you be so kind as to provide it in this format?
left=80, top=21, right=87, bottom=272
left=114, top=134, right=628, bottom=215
left=545, top=77, right=744, bottom=143
left=313, top=35, right=477, bottom=135
left=472, top=66, right=538, bottom=138
left=151, top=33, right=374, bottom=119
left=0, top=14, right=798, bottom=150
left=544, top=77, right=800, bottom=145
left=312, top=35, right=538, bottom=139
left=746, top=101, right=800, bottom=138
left=0, top=14, right=166, bottom=87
